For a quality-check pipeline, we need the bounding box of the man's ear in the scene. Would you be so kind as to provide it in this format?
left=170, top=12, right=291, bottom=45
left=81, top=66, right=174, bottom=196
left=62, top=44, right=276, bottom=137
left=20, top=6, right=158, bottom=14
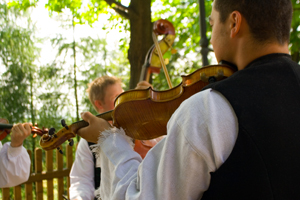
left=230, top=11, right=242, bottom=38
left=94, top=100, right=104, bottom=113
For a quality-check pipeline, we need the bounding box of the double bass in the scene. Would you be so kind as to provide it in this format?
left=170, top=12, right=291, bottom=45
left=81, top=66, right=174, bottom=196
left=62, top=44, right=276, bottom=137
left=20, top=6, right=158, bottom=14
left=39, top=20, right=237, bottom=152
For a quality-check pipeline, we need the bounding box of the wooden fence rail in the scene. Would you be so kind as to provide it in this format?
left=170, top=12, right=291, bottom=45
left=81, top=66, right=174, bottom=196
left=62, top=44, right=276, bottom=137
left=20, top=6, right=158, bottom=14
left=1, top=144, right=74, bottom=200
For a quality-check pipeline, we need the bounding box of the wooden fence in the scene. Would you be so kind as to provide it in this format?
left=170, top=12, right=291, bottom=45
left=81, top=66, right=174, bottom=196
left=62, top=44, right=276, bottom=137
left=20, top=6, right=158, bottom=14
left=1, top=144, right=74, bottom=200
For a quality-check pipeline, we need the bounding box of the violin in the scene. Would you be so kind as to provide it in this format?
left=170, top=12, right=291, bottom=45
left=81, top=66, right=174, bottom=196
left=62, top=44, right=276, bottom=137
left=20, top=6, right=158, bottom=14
left=0, top=118, right=48, bottom=141
left=39, top=63, right=236, bottom=151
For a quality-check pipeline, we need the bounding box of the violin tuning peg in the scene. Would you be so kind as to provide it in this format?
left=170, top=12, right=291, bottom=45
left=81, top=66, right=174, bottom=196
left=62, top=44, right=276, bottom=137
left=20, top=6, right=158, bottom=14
left=32, top=133, right=37, bottom=138
left=57, top=147, right=63, bottom=154
left=34, top=123, right=38, bottom=127
left=48, top=128, right=55, bottom=136
left=61, top=119, right=69, bottom=130
left=61, top=119, right=66, bottom=127
left=48, top=128, right=57, bottom=138
left=68, top=139, right=74, bottom=146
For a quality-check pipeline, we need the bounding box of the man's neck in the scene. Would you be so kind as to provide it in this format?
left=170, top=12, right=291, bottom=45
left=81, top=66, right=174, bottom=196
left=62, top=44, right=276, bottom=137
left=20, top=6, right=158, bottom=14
left=234, top=42, right=289, bottom=70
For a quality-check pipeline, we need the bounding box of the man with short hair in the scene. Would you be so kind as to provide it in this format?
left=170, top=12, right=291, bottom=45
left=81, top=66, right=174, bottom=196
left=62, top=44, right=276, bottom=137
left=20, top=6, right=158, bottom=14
left=77, top=0, right=300, bottom=199
left=70, top=76, right=160, bottom=200
left=69, top=76, right=123, bottom=200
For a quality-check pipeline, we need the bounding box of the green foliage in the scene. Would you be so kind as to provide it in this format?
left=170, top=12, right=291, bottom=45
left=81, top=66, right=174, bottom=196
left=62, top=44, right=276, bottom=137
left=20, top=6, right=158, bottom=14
left=0, top=2, right=39, bottom=123
left=36, top=62, right=73, bottom=130
left=7, top=0, right=38, bottom=11
left=80, top=0, right=111, bottom=25
left=290, top=0, right=300, bottom=62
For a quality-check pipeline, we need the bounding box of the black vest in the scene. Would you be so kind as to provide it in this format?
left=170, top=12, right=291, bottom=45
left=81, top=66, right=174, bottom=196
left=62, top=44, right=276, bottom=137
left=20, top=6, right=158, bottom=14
left=88, top=142, right=101, bottom=190
left=201, top=54, right=300, bottom=200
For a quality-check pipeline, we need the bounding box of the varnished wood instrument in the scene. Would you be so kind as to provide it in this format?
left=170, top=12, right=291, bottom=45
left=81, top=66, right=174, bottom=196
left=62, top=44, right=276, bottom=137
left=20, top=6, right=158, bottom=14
left=39, top=64, right=236, bottom=151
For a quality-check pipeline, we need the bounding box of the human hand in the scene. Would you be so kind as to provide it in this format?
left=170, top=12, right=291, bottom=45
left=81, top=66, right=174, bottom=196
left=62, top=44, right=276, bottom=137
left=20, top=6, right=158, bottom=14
left=10, top=123, right=32, bottom=147
left=135, top=81, right=153, bottom=89
left=77, top=112, right=112, bottom=143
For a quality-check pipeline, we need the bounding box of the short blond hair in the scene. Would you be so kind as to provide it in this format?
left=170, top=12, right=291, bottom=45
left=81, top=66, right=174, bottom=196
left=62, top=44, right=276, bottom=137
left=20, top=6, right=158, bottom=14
left=86, top=76, right=122, bottom=111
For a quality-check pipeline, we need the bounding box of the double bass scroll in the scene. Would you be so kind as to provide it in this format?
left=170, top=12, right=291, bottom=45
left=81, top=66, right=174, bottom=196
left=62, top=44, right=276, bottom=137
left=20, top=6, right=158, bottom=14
left=140, top=19, right=176, bottom=83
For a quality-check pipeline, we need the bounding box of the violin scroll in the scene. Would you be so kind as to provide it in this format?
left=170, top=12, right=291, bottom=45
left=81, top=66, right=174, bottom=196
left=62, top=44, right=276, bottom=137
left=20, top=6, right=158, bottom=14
left=39, top=119, right=75, bottom=154
left=40, top=111, right=112, bottom=153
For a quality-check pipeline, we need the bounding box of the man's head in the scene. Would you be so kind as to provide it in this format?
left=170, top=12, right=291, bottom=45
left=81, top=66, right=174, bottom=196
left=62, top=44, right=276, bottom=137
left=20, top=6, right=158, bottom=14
left=210, top=0, right=292, bottom=68
left=87, top=76, right=123, bottom=113
left=213, top=0, right=292, bottom=44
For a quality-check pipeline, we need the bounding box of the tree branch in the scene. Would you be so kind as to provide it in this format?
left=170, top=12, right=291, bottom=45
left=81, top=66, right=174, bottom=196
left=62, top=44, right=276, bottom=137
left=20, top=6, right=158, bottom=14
left=104, top=0, right=133, bottom=19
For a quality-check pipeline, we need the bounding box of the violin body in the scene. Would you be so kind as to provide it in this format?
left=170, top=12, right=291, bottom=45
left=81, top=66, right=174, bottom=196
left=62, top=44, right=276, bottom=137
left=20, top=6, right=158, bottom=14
left=39, top=64, right=236, bottom=150
left=112, top=64, right=236, bottom=140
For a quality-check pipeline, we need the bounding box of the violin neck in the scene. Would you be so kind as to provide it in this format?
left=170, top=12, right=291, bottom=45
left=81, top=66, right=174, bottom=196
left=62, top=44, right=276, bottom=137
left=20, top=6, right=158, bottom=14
left=95, top=110, right=113, bottom=121
left=0, top=123, right=13, bottom=130
left=71, top=110, right=113, bottom=133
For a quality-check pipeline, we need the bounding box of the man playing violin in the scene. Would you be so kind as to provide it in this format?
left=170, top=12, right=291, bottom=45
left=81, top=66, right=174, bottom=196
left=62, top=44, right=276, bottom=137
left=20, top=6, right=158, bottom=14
left=70, top=76, right=162, bottom=200
left=0, top=119, right=31, bottom=188
left=77, top=0, right=300, bottom=199
left=69, top=76, right=124, bottom=200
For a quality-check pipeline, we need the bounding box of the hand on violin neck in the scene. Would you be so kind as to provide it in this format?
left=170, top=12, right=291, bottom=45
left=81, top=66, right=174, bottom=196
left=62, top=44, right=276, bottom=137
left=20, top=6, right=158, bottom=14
left=77, top=111, right=112, bottom=144
left=135, top=81, right=153, bottom=90
left=10, top=123, right=32, bottom=147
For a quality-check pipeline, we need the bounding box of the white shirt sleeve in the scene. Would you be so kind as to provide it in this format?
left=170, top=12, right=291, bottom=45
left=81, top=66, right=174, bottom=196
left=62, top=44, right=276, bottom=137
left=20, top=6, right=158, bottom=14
left=69, top=139, right=96, bottom=200
left=97, top=89, right=239, bottom=200
left=0, top=141, right=31, bottom=188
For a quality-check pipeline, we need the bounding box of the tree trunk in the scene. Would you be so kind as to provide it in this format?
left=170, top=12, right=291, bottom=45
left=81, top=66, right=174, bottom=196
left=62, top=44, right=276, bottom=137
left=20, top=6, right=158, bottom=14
left=128, top=0, right=153, bottom=89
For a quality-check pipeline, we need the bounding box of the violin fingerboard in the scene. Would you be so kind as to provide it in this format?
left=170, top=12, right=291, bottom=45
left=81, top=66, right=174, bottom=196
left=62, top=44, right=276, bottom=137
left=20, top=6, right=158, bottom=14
left=71, top=120, right=89, bottom=133
left=0, top=123, right=13, bottom=129
left=71, top=111, right=113, bottom=133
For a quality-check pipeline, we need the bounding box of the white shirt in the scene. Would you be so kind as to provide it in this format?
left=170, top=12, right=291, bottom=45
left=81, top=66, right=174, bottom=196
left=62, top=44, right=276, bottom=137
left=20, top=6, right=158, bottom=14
left=0, top=141, right=31, bottom=188
left=94, top=89, right=239, bottom=200
left=70, top=138, right=97, bottom=200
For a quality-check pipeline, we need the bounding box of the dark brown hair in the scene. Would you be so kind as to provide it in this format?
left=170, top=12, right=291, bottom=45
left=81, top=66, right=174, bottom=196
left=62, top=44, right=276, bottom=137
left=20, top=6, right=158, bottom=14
left=214, top=0, right=293, bottom=44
